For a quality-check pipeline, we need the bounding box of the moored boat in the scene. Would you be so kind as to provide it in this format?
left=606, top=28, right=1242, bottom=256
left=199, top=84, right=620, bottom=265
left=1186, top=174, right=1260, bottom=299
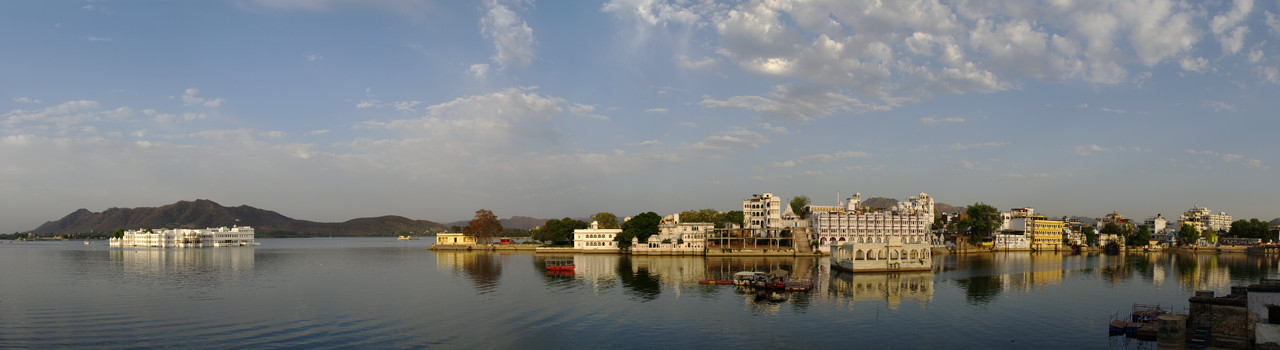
left=545, top=259, right=574, bottom=272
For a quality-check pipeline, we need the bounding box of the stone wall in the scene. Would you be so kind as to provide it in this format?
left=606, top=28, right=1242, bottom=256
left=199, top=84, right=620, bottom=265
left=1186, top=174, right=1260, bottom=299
left=1189, top=291, right=1253, bottom=349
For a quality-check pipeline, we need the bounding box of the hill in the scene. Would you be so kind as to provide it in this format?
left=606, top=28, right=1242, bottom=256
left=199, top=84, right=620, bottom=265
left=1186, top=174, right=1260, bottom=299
left=28, top=199, right=444, bottom=237
left=445, top=215, right=551, bottom=231
left=859, top=196, right=963, bottom=214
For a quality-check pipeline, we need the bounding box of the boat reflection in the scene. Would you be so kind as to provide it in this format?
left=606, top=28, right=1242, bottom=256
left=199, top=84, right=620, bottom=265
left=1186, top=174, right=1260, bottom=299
left=109, top=248, right=254, bottom=275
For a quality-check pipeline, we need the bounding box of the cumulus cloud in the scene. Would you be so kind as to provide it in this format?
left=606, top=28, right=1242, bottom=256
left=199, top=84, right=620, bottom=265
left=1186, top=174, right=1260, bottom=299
left=1186, top=149, right=1268, bottom=169
left=630, top=139, right=662, bottom=147
left=181, top=88, right=225, bottom=108
left=306, top=53, right=324, bottom=61
left=481, top=1, right=535, bottom=70
left=568, top=103, right=608, bottom=120
left=393, top=101, right=422, bottom=112
left=602, top=0, right=1280, bottom=116
left=12, top=97, right=42, bottom=104
left=468, top=63, right=489, bottom=79
left=86, top=36, right=113, bottom=42
left=921, top=116, right=965, bottom=126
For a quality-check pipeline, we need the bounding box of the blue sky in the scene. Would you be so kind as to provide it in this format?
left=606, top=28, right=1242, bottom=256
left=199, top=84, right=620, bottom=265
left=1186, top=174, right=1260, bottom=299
left=3, top=0, right=1279, bottom=233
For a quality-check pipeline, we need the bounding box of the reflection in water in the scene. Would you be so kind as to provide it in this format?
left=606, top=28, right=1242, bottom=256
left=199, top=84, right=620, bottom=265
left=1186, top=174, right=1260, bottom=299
left=435, top=251, right=503, bottom=294
left=617, top=257, right=661, bottom=302
left=827, top=271, right=934, bottom=309
left=109, top=248, right=254, bottom=276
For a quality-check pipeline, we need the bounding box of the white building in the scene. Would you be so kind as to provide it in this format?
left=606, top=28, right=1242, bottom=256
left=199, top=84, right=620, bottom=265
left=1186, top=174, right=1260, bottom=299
left=109, top=226, right=258, bottom=248
left=633, top=213, right=712, bottom=255
left=743, top=192, right=783, bottom=237
left=1179, top=206, right=1232, bottom=232
left=1145, top=214, right=1168, bottom=233
left=573, top=221, right=621, bottom=253
left=810, top=192, right=934, bottom=254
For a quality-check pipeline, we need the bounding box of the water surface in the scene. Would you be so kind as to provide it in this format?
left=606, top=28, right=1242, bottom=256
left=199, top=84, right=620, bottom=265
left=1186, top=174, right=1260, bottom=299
left=0, top=238, right=1273, bottom=349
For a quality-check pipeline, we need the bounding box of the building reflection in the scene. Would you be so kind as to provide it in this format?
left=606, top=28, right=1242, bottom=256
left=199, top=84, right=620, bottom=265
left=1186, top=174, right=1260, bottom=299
left=435, top=251, right=503, bottom=294
left=629, top=256, right=708, bottom=296
left=109, top=248, right=254, bottom=275
left=826, top=270, right=934, bottom=310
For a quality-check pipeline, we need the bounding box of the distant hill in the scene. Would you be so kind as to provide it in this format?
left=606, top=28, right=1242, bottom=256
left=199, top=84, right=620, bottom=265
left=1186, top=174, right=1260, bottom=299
left=28, top=199, right=444, bottom=237
left=859, top=196, right=963, bottom=214
left=445, top=215, right=551, bottom=231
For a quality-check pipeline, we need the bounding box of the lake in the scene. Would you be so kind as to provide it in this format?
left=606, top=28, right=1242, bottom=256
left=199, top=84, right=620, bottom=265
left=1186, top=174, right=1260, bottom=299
left=1, top=238, right=1275, bottom=349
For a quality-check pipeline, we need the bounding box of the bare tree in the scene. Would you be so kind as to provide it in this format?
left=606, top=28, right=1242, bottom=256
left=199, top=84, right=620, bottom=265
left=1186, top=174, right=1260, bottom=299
left=465, top=209, right=502, bottom=245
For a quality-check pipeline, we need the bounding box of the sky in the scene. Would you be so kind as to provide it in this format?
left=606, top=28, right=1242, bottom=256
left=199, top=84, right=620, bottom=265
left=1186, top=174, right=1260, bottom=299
left=3, top=0, right=1279, bottom=233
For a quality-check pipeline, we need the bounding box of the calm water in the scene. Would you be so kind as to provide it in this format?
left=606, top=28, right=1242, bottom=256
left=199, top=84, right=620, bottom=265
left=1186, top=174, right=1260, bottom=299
left=1, top=238, right=1276, bottom=349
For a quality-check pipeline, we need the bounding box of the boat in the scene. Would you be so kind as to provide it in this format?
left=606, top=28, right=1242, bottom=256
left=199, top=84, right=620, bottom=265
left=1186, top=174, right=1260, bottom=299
left=698, top=280, right=733, bottom=285
left=84, top=240, right=91, bottom=245
left=397, top=235, right=421, bottom=240
left=732, top=271, right=766, bottom=286
left=545, top=259, right=574, bottom=272
left=1107, top=303, right=1167, bottom=338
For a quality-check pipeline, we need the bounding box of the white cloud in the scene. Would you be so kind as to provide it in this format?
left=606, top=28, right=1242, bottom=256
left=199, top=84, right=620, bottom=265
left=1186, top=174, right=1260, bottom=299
left=1268, top=11, right=1280, bottom=37
left=770, top=150, right=871, bottom=168
left=306, top=130, right=330, bottom=136
left=12, top=97, right=42, bottom=104
left=1099, top=107, right=1125, bottom=114
left=921, top=116, right=965, bottom=126
left=701, top=84, right=887, bottom=122
left=1180, top=57, right=1208, bottom=72
left=757, top=123, right=789, bottom=134
left=674, top=54, right=717, bottom=71
left=468, top=63, right=489, bottom=79
left=1203, top=100, right=1236, bottom=112
left=1211, top=0, right=1253, bottom=55
left=393, top=101, right=422, bottom=112
left=568, top=103, right=608, bottom=120
left=481, top=2, right=535, bottom=70
left=1186, top=149, right=1268, bottom=170
left=1073, top=144, right=1110, bottom=156
left=181, top=88, right=225, bottom=108
left=644, top=108, right=669, bottom=114
left=630, top=139, right=661, bottom=147
left=86, top=36, right=113, bottom=42
left=690, top=128, right=767, bottom=151
left=951, top=141, right=1007, bottom=150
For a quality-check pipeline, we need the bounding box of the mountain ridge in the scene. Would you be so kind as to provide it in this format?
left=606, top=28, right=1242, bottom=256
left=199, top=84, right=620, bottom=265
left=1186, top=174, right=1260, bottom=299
left=29, top=199, right=444, bottom=237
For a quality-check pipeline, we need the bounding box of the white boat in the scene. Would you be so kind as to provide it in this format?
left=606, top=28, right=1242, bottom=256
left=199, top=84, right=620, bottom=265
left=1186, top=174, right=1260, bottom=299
left=83, top=240, right=91, bottom=245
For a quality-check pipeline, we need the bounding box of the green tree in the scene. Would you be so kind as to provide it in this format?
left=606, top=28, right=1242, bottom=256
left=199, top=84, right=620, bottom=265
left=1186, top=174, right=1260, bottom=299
left=1082, top=226, right=1097, bottom=246
left=789, top=195, right=811, bottom=217
left=450, top=225, right=463, bottom=233
left=533, top=218, right=588, bottom=244
left=464, top=209, right=502, bottom=245
left=590, top=212, right=619, bottom=229
left=956, top=202, right=1001, bottom=244
left=717, top=210, right=744, bottom=229
left=1179, top=224, right=1200, bottom=245
left=112, top=228, right=125, bottom=239
left=678, top=209, right=721, bottom=223
left=1130, top=224, right=1151, bottom=247
left=617, top=212, right=661, bottom=248
left=1229, top=218, right=1272, bottom=239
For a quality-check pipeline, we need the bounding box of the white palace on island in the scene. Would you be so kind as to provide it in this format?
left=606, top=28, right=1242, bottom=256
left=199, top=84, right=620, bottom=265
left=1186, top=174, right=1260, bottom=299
left=108, top=226, right=259, bottom=248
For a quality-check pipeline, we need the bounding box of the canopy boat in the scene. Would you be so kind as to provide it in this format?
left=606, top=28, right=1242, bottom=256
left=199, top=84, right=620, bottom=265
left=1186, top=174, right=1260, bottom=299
left=545, top=259, right=574, bottom=272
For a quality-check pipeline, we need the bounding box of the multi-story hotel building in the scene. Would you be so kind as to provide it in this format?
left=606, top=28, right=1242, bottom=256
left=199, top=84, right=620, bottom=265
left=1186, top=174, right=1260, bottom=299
left=743, top=192, right=783, bottom=236
left=1178, top=206, right=1232, bottom=232
left=811, top=192, right=934, bottom=262
left=998, top=208, right=1065, bottom=251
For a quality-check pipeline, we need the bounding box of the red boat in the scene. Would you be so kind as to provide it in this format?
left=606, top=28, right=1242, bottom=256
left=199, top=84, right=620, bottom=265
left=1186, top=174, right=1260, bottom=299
left=546, top=259, right=574, bottom=272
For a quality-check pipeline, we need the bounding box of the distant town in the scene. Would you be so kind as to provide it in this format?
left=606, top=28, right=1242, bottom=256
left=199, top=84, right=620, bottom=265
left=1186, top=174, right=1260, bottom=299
left=431, top=191, right=1280, bottom=257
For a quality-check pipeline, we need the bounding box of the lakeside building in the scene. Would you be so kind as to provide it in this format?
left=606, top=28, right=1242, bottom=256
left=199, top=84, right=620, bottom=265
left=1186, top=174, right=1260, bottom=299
left=1178, top=206, right=1232, bottom=232
left=733, top=192, right=804, bottom=250
left=1144, top=214, right=1168, bottom=233
left=997, top=208, right=1066, bottom=251
left=108, top=226, right=258, bottom=248
left=1097, top=210, right=1136, bottom=232
left=573, top=221, right=621, bottom=253
left=632, top=213, right=711, bottom=255
left=435, top=232, right=476, bottom=245
left=819, top=192, right=933, bottom=272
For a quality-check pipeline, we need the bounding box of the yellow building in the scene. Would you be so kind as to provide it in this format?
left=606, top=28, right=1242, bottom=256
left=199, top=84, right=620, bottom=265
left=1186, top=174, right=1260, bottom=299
left=1030, top=219, right=1065, bottom=251
left=435, top=233, right=476, bottom=245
